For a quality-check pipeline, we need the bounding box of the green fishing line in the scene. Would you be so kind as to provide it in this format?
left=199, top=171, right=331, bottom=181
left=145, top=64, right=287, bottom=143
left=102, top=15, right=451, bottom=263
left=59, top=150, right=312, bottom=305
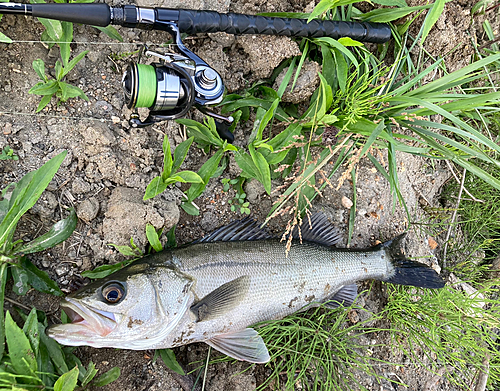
left=135, top=64, right=156, bottom=108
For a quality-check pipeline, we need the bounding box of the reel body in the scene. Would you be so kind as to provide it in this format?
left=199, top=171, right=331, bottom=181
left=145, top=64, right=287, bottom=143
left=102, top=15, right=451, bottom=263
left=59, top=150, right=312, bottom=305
left=120, top=21, right=233, bottom=140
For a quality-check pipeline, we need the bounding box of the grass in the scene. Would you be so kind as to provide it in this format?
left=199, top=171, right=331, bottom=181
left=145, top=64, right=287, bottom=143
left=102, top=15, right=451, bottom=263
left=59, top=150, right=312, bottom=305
left=385, top=284, right=500, bottom=389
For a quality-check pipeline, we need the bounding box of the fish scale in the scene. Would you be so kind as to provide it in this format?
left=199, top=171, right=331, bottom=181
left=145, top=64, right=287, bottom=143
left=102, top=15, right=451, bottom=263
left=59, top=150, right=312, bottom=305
left=163, top=239, right=391, bottom=345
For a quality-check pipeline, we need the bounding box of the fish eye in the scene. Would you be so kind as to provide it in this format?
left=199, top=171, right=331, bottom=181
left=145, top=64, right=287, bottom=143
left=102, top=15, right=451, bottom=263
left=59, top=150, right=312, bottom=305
left=101, top=283, right=125, bottom=304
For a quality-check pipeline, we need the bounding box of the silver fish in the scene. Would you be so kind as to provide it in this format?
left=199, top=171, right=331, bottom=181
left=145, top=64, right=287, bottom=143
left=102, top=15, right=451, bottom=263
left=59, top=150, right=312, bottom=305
left=47, top=214, right=444, bottom=363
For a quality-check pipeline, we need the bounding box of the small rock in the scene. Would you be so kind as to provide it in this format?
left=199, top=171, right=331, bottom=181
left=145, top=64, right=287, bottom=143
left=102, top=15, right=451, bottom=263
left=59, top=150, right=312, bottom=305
left=244, top=179, right=266, bottom=204
left=72, top=177, right=92, bottom=194
left=200, top=211, right=219, bottom=232
left=3, top=122, right=12, bottom=135
left=237, top=35, right=301, bottom=80
left=428, top=236, right=438, bottom=250
left=77, top=197, right=100, bottom=223
left=55, top=263, right=69, bottom=276
left=30, top=191, right=58, bottom=221
left=273, top=59, right=322, bottom=104
left=103, top=187, right=165, bottom=248
left=228, top=158, right=243, bottom=177
left=341, top=196, right=353, bottom=209
left=159, top=201, right=180, bottom=232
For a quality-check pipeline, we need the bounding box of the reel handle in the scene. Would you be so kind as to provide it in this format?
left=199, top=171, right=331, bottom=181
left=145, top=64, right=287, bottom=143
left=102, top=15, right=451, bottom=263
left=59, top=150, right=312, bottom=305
left=174, top=10, right=391, bottom=44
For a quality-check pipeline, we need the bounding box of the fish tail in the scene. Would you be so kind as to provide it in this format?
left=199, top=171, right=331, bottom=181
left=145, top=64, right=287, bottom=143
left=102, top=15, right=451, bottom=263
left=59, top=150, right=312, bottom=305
left=381, top=233, right=445, bottom=289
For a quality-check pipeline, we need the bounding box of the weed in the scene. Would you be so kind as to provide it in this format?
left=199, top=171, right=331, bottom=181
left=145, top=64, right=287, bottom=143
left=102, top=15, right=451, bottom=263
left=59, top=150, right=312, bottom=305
left=29, top=50, right=89, bottom=112
left=1, top=307, right=120, bottom=390
left=109, top=49, right=141, bottom=62
left=0, top=152, right=76, bottom=297
left=0, top=146, right=18, bottom=161
left=143, top=135, right=203, bottom=201
left=222, top=178, right=250, bottom=214
left=384, top=283, right=500, bottom=389
left=32, top=0, right=121, bottom=60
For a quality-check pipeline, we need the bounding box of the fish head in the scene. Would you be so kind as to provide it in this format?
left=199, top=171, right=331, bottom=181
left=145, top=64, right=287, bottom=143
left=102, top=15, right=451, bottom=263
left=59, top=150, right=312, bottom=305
left=47, top=258, right=194, bottom=349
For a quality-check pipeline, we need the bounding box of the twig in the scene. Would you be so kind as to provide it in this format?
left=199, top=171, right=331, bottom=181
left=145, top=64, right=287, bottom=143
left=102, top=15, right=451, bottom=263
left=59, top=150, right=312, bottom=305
left=4, top=296, right=33, bottom=312
left=475, top=353, right=490, bottom=391
left=442, top=167, right=467, bottom=268
left=445, top=160, right=484, bottom=203
left=422, top=366, right=454, bottom=391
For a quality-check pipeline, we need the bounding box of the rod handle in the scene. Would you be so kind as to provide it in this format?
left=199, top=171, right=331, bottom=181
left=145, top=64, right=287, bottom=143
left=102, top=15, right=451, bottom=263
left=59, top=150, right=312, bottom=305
left=176, top=10, right=391, bottom=44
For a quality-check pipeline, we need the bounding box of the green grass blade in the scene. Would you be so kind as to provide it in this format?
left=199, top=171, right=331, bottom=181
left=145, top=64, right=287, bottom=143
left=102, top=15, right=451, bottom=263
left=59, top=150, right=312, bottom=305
left=392, top=96, right=500, bottom=154
left=20, top=257, right=64, bottom=296
left=0, top=31, right=12, bottom=44
left=62, top=50, right=89, bottom=78
left=277, top=57, right=297, bottom=98
left=93, top=25, right=123, bottom=42
left=91, top=367, right=121, bottom=387
left=291, top=41, right=309, bottom=91
left=348, top=168, right=356, bottom=246
left=313, top=37, right=359, bottom=68
left=145, top=224, right=162, bottom=252
left=0, top=263, right=7, bottom=359
left=407, top=53, right=500, bottom=96
left=54, top=366, right=79, bottom=391
left=16, top=208, right=76, bottom=254
left=0, top=151, right=67, bottom=248
left=5, top=311, right=38, bottom=379
left=421, top=0, right=445, bottom=43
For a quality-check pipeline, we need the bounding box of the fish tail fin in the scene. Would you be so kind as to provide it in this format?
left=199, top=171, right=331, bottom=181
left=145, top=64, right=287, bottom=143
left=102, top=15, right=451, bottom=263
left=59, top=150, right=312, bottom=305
left=381, top=233, right=445, bottom=289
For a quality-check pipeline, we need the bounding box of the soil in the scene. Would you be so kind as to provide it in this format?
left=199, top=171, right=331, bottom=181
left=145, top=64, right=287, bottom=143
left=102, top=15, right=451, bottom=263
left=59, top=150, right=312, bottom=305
left=0, top=0, right=497, bottom=390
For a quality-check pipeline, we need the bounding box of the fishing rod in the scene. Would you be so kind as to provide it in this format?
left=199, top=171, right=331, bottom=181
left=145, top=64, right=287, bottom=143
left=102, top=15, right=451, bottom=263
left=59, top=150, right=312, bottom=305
left=0, top=3, right=392, bottom=140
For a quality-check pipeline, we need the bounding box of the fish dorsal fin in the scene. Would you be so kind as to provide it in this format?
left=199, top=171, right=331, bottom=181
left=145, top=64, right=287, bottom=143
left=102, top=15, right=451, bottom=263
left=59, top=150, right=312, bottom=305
left=194, top=218, right=273, bottom=243
left=292, top=213, right=342, bottom=246
left=206, top=328, right=270, bottom=364
left=191, top=276, right=251, bottom=322
left=323, top=284, right=358, bottom=309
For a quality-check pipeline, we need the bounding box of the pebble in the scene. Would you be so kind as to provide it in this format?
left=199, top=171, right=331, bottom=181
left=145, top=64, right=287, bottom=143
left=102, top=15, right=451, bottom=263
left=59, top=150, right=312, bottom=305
left=3, top=122, right=12, bottom=134
left=244, top=179, right=266, bottom=203
left=77, top=197, right=100, bottom=223
left=55, top=263, right=69, bottom=276
left=341, top=196, right=353, bottom=209
left=72, top=177, right=92, bottom=194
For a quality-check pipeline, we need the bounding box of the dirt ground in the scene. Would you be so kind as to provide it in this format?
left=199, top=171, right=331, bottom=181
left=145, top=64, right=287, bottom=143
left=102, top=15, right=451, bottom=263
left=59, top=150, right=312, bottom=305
left=0, top=0, right=495, bottom=389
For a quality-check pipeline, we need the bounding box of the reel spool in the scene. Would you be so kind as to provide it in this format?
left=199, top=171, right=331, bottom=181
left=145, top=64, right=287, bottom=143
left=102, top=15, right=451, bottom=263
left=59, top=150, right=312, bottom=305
left=122, top=61, right=195, bottom=119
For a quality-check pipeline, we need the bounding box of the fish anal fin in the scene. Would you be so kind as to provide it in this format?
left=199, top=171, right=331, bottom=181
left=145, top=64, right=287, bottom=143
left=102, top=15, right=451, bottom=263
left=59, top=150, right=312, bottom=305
left=191, top=276, right=251, bottom=322
left=324, top=284, right=358, bottom=309
left=206, top=328, right=270, bottom=364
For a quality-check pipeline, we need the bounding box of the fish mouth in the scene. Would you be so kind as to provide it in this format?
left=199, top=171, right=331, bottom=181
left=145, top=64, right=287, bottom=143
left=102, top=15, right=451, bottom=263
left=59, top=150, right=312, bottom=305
left=47, top=298, right=117, bottom=346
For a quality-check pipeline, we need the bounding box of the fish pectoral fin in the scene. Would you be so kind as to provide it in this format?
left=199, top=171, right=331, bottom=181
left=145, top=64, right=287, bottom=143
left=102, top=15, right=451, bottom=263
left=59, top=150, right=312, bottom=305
left=323, top=284, right=358, bottom=309
left=190, top=275, right=251, bottom=322
left=206, top=328, right=270, bottom=364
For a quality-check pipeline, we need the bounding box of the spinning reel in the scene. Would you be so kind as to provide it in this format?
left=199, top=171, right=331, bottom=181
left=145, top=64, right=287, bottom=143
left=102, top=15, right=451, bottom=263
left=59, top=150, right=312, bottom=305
left=120, top=24, right=234, bottom=141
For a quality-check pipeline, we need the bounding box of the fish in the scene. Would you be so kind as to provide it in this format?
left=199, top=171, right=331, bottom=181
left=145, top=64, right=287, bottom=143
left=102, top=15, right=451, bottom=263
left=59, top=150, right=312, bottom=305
left=47, top=213, right=445, bottom=363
